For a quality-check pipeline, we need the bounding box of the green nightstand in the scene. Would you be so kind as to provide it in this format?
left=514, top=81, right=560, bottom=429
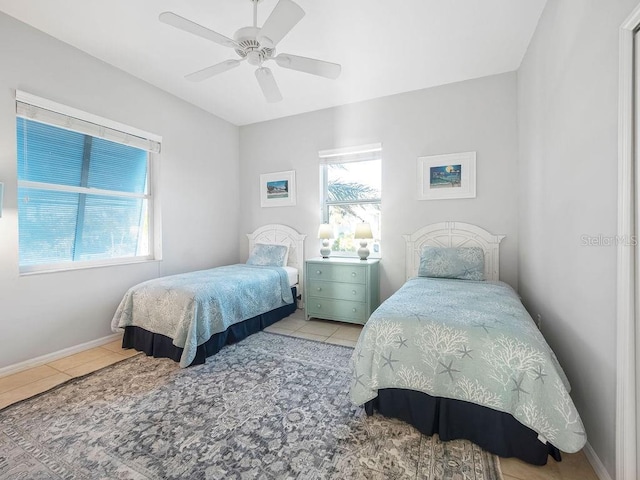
left=304, top=257, right=380, bottom=325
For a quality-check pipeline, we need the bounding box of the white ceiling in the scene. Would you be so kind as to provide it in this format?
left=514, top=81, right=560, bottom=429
left=0, top=0, right=547, bottom=126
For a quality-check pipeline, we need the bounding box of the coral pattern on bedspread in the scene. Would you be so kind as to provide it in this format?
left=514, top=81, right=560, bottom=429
left=111, top=264, right=293, bottom=367
left=349, top=277, right=586, bottom=453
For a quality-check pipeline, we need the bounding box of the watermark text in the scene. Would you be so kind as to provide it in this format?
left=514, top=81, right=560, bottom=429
left=580, top=234, right=637, bottom=246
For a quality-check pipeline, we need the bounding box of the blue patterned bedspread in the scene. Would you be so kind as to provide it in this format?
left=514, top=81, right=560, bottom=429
left=111, top=264, right=293, bottom=367
left=350, top=277, right=586, bottom=453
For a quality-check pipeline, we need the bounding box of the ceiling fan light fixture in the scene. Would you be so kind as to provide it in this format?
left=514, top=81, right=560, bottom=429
left=247, top=50, right=263, bottom=66
left=161, top=0, right=341, bottom=102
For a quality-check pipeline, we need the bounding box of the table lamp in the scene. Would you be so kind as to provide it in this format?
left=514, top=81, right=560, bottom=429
left=318, top=223, right=334, bottom=258
left=354, top=222, right=373, bottom=260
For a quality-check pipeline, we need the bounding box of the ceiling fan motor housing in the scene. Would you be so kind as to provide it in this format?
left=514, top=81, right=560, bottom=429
left=234, top=26, right=274, bottom=65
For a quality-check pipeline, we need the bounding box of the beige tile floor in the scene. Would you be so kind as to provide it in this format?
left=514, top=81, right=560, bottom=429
left=0, top=340, right=139, bottom=410
left=0, top=308, right=598, bottom=480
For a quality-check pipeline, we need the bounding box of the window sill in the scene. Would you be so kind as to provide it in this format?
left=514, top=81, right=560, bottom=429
left=19, top=257, right=161, bottom=276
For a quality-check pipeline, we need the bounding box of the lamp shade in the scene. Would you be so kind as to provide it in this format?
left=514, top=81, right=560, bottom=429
left=354, top=222, right=373, bottom=239
left=318, top=223, right=334, bottom=239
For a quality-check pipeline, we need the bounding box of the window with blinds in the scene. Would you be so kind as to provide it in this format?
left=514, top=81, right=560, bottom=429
left=319, top=143, right=382, bottom=257
left=15, top=91, right=162, bottom=273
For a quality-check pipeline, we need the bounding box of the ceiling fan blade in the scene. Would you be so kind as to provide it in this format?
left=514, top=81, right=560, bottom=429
left=159, top=12, right=239, bottom=49
left=185, top=59, right=242, bottom=82
left=255, top=67, right=283, bottom=103
left=274, top=53, right=341, bottom=79
left=256, top=0, right=305, bottom=48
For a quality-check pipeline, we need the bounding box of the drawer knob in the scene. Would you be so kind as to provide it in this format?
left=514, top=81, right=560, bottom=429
left=317, top=304, right=321, bottom=309
left=316, top=270, right=322, bottom=275
left=351, top=272, right=356, bottom=277
left=352, top=290, right=357, bottom=295
left=317, top=287, right=322, bottom=292
left=352, top=308, right=357, bottom=312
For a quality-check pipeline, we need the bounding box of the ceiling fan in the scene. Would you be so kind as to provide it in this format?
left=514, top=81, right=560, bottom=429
left=159, top=0, right=342, bottom=102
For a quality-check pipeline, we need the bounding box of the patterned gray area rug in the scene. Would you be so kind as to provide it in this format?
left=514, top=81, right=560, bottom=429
left=0, top=332, right=503, bottom=480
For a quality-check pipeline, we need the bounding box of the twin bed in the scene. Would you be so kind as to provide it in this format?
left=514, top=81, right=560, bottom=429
left=111, top=221, right=585, bottom=466
left=111, top=224, right=305, bottom=367
left=350, top=222, right=586, bottom=465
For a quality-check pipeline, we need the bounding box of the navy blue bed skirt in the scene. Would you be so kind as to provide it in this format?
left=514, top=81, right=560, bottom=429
left=122, top=287, right=297, bottom=366
left=365, top=388, right=562, bottom=466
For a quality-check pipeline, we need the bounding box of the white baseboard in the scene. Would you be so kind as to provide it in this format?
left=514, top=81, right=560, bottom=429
left=584, top=442, right=613, bottom=480
left=0, top=333, right=123, bottom=378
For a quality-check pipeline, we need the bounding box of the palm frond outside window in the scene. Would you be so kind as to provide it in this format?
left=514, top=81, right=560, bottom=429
left=319, top=144, right=382, bottom=257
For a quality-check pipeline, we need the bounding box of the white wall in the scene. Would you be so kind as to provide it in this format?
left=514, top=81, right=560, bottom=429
left=517, top=0, right=638, bottom=476
left=239, top=72, right=519, bottom=300
left=2, top=4, right=623, bottom=473
left=0, top=13, right=240, bottom=369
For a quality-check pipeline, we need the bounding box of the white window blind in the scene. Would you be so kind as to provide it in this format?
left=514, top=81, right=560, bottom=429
left=318, top=143, right=382, bottom=164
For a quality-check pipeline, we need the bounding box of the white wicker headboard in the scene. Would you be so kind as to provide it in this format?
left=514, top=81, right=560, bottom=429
left=246, top=224, right=307, bottom=298
left=403, top=222, right=505, bottom=281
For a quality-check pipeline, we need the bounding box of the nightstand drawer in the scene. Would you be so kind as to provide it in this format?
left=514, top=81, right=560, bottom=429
left=307, top=264, right=366, bottom=284
left=307, top=280, right=366, bottom=302
left=306, top=298, right=367, bottom=323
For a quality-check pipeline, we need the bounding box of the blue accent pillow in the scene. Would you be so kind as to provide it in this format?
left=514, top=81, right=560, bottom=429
left=246, top=243, right=289, bottom=267
left=418, top=246, right=485, bottom=281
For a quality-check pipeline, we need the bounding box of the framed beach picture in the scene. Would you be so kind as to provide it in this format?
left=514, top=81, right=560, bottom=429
left=417, top=151, right=476, bottom=200
left=260, top=170, right=297, bottom=207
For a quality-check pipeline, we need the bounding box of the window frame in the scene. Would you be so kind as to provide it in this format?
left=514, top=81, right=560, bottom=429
left=319, top=143, right=382, bottom=259
left=15, top=91, right=163, bottom=275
